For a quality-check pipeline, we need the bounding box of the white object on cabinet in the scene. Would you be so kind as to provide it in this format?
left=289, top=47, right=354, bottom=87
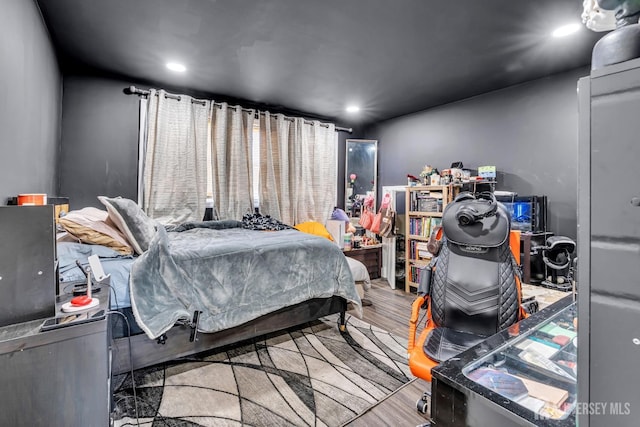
left=381, top=185, right=406, bottom=289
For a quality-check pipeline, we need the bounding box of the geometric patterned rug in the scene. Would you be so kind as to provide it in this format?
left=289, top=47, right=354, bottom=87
left=112, top=314, right=411, bottom=426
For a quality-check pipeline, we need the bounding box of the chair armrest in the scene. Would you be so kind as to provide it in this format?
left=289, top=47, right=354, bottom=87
left=408, top=296, right=426, bottom=353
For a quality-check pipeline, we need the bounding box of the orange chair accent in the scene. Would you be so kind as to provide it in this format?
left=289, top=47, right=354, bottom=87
left=408, top=296, right=438, bottom=381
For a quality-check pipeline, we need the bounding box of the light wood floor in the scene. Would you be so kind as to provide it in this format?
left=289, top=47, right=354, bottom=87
left=342, top=278, right=568, bottom=427
left=345, top=279, right=431, bottom=427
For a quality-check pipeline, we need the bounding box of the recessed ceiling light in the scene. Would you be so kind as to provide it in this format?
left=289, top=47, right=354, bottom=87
left=552, top=23, right=581, bottom=38
left=166, top=62, right=186, bottom=72
left=346, top=105, right=360, bottom=113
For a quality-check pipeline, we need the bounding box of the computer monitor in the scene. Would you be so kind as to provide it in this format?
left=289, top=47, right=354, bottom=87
left=496, top=195, right=547, bottom=233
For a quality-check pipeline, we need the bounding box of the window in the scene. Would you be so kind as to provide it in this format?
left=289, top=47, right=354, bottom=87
left=206, top=117, right=261, bottom=210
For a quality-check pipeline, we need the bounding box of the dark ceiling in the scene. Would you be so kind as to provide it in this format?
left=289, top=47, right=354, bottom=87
left=37, top=0, right=605, bottom=127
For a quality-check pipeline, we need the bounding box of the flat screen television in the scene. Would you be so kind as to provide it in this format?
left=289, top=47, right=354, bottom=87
left=495, top=195, right=547, bottom=233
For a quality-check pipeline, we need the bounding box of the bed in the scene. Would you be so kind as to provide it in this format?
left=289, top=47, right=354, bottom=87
left=57, top=198, right=362, bottom=375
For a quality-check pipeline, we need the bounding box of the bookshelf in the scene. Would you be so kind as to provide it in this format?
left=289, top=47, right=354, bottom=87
left=405, top=185, right=457, bottom=293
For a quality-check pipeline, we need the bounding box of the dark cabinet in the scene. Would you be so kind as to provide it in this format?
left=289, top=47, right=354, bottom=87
left=0, top=296, right=110, bottom=426
left=0, top=206, right=56, bottom=327
left=577, top=57, right=640, bottom=427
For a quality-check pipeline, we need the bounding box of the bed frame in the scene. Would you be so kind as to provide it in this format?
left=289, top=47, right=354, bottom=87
left=112, top=296, right=348, bottom=375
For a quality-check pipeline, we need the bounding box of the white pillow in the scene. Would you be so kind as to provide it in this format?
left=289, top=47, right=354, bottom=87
left=98, top=196, right=157, bottom=255
left=59, top=207, right=133, bottom=255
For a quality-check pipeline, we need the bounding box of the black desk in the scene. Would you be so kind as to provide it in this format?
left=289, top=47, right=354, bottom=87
left=431, top=296, right=576, bottom=427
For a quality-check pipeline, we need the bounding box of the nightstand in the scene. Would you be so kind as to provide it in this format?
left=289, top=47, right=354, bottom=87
left=343, top=245, right=382, bottom=279
left=0, top=291, right=111, bottom=427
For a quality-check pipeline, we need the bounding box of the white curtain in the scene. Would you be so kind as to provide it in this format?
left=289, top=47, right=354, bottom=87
left=260, top=113, right=337, bottom=225
left=143, top=89, right=210, bottom=225
left=137, top=97, right=148, bottom=206
left=259, top=113, right=293, bottom=224
left=210, top=103, right=255, bottom=220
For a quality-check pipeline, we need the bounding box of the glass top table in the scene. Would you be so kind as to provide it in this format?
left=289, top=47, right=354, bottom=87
left=462, top=302, right=577, bottom=421
left=431, top=295, right=576, bottom=427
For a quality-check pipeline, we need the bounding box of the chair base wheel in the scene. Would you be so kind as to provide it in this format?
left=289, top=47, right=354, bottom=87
left=416, top=391, right=431, bottom=414
left=522, top=296, right=539, bottom=315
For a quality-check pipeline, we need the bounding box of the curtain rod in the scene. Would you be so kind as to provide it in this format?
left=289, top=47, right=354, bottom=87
left=125, top=85, right=352, bottom=133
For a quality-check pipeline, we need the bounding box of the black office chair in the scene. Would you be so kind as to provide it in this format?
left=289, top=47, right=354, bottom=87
left=408, top=192, right=533, bottom=414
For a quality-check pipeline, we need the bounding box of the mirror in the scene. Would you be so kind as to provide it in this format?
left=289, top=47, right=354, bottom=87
left=345, top=139, right=378, bottom=217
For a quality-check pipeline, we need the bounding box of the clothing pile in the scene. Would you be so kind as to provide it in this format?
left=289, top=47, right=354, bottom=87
left=241, top=211, right=292, bottom=231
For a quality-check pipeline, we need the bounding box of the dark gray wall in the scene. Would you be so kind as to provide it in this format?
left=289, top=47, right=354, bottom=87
left=369, top=67, right=588, bottom=239
left=59, top=76, right=140, bottom=209
left=0, top=0, right=61, bottom=203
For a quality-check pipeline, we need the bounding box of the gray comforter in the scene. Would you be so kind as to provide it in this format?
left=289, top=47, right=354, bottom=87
left=130, top=221, right=361, bottom=339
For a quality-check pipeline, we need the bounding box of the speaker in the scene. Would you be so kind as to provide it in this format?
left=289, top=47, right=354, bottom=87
left=0, top=206, right=56, bottom=327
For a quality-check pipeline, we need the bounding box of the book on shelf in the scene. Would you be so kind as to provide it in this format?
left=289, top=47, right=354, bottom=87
left=409, top=265, right=427, bottom=284
left=415, top=242, right=432, bottom=259
left=409, top=241, right=434, bottom=261
left=418, top=197, right=439, bottom=212
left=409, top=217, right=435, bottom=237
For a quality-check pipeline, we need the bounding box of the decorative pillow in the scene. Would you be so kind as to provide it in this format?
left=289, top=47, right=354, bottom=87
left=98, top=196, right=157, bottom=255
left=294, top=221, right=334, bottom=241
left=59, top=207, right=133, bottom=255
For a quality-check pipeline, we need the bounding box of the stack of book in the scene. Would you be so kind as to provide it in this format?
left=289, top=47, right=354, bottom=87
left=408, top=240, right=438, bottom=261
left=409, top=191, right=443, bottom=212
left=408, top=217, right=442, bottom=237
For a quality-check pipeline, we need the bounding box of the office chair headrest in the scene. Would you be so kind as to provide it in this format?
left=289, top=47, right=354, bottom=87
left=453, top=192, right=498, bottom=226
left=442, top=192, right=509, bottom=248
